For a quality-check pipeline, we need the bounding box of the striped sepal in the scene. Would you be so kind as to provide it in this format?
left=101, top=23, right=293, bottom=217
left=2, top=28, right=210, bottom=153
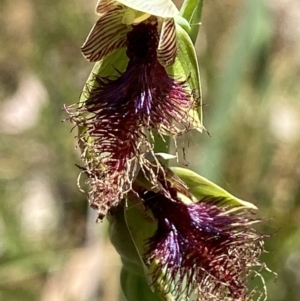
left=81, top=6, right=129, bottom=62
left=95, top=0, right=115, bottom=15
left=117, top=0, right=178, bottom=18
left=157, top=18, right=177, bottom=66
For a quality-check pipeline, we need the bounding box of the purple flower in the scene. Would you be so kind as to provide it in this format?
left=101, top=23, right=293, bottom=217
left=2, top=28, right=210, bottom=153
left=66, top=18, right=200, bottom=220
left=139, top=189, right=266, bottom=301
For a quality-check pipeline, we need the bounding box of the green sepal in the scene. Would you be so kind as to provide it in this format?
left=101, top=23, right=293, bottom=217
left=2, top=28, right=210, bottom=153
left=108, top=199, right=173, bottom=301
left=124, top=196, right=176, bottom=301
left=124, top=197, right=157, bottom=274
left=76, top=48, right=129, bottom=157
left=171, top=167, right=257, bottom=209
left=167, top=23, right=204, bottom=132
left=121, top=267, right=172, bottom=301
left=108, top=200, right=145, bottom=276
left=80, top=48, right=129, bottom=102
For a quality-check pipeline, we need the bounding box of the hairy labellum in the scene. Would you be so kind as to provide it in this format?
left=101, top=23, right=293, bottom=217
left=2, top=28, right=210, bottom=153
left=66, top=20, right=198, bottom=220
left=140, top=190, right=265, bottom=301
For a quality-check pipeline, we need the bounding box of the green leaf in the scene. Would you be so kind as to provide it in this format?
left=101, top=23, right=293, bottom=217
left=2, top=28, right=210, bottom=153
left=171, top=167, right=257, bottom=209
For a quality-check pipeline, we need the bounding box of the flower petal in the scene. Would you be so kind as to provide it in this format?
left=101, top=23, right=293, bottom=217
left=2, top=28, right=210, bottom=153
left=157, top=18, right=177, bottom=66
left=113, top=0, right=179, bottom=18
left=81, top=4, right=129, bottom=62
left=95, top=0, right=116, bottom=15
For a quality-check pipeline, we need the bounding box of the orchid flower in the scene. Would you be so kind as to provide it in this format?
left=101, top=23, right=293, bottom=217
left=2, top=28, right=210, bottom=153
left=121, top=165, right=268, bottom=301
left=65, top=0, right=203, bottom=220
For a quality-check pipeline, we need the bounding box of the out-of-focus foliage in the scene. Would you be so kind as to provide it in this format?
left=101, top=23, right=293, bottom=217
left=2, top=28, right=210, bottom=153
left=0, top=0, right=299, bottom=300
left=0, top=0, right=121, bottom=300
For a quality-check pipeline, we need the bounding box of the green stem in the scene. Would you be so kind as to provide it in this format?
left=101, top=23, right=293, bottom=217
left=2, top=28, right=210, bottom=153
left=180, top=0, right=204, bottom=44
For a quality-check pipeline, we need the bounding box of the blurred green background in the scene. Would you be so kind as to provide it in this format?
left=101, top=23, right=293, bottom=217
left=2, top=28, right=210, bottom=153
left=0, top=0, right=300, bottom=300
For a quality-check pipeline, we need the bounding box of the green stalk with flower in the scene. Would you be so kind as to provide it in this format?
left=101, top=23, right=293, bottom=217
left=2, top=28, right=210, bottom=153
left=65, top=0, right=270, bottom=300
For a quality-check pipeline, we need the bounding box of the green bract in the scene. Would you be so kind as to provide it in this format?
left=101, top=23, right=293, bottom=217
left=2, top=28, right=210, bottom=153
left=171, top=167, right=258, bottom=209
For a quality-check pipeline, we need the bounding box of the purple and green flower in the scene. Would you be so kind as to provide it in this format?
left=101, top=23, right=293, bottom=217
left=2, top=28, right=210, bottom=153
left=65, top=0, right=203, bottom=220
left=123, top=164, right=267, bottom=301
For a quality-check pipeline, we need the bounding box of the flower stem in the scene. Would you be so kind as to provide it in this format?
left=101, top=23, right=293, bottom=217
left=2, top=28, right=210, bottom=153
left=180, top=0, right=204, bottom=44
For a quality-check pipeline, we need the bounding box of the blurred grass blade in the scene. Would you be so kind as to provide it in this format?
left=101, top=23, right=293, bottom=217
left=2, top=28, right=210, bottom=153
left=200, top=0, right=273, bottom=182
